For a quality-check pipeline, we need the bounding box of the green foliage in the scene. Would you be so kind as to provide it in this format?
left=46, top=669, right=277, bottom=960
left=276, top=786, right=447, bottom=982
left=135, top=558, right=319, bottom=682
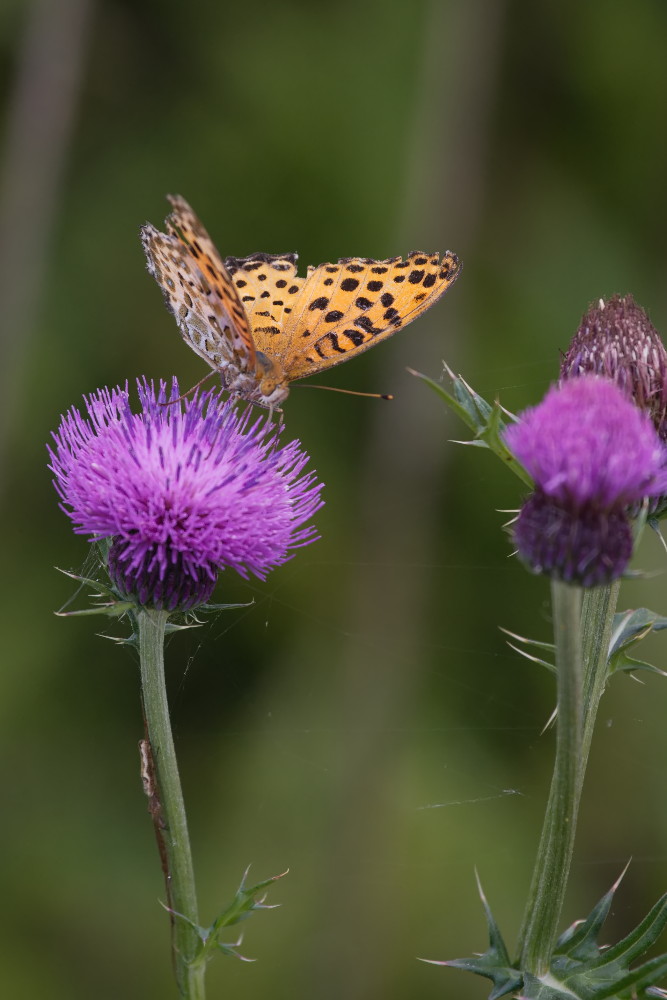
left=502, top=606, right=667, bottom=682
left=171, top=868, right=287, bottom=966
left=409, top=366, right=533, bottom=487
left=425, top=873, right=522, bottom=999
left=441, top=873, right=667, bottom=1000
left=54, top=542, right=252, bottom=641
left=608, top=609, right=667, bottom=678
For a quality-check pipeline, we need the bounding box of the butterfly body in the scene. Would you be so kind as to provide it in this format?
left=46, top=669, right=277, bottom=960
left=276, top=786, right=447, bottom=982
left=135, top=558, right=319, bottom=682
left=141, top=196, right=461, bottom=408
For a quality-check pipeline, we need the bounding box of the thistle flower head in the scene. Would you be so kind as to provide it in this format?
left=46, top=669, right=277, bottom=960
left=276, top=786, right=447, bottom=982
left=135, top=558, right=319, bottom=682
left=49, top=379, right=324, bottom=610
left=560, top=294, right=667, bottom=440
left=504, top=376, right=667, bottom=586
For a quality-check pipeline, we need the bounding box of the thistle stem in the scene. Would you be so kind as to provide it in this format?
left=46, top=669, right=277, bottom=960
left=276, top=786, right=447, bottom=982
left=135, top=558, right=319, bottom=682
left=137, top=608, right=206, bottom=1000
left=518, top=580, right=583, bottom=974
left=517, top=580, right=620, bottom=974
left=581, top=580, right=621, bottom=763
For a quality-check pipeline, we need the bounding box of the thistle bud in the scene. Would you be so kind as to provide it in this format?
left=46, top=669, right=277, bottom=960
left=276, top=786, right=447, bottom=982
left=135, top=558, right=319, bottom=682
left=561, top=295, right=667, bottom=440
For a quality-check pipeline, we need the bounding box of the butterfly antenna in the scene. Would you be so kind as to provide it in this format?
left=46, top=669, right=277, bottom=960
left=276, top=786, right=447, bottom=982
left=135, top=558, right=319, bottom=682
left=295, top=383, right=393, bottom=401
left=161, top=370, right=219, bottom=406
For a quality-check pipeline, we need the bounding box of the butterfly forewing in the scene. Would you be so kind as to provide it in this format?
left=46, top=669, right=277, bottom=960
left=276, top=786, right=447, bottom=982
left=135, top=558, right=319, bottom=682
left=142, top=197, right=258, bottom=388
left=164, top=195, right=257, bottom=369
left=279, top=251, right=461, bottom=379
left=141, top=225, right=236, bottom=372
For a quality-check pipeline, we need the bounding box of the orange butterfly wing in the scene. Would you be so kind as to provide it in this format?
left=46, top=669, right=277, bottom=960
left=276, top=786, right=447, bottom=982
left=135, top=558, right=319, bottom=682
left=260, top=251, right=462, bottom=379
left=224, top=253, right=305, bottom=343
left=143, top=196, right=462, bottom=406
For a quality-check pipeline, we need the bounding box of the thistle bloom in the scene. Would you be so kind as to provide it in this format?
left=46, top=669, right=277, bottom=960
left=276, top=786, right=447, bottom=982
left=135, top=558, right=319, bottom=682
left=504, top=376, right=667, bottom=586
left=49, top=378, right=324, bottom=610
left=560, top=294, right=667, bottom=440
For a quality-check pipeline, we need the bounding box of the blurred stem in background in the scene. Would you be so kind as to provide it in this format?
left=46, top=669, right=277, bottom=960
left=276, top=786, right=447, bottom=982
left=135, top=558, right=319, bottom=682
left=0, top=0, right=93, bottom=470
left=311, top=2, right=506, bottom=998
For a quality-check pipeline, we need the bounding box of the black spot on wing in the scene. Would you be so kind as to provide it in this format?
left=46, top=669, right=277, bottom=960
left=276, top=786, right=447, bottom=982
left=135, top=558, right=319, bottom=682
left=315, top=332, right=349, bottom=355
left=225, top=252, right=298, bottom=274
left=343, top=328, right=365, bottom=346
left=354, top=315, right=382, bottom=335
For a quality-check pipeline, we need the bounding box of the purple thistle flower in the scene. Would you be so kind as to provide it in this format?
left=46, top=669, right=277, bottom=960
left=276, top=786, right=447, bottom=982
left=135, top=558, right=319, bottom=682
left=504, top=376, right=667, bottom=586
left=48, top=378, right=324, bottom=610
left=560, top=294, right=667, bottom=441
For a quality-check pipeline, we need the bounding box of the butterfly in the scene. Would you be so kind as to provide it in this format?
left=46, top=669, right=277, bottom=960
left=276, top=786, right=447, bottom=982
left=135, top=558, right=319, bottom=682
left=141, top=195, right=461, bottom=408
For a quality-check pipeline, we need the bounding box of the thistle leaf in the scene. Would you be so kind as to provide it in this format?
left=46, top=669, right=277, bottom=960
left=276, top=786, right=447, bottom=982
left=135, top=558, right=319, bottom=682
left=170, top=868, right=287, bottom=967
left=608, top=609, right=667, bottom=677
left=408, top=365, right=532, bottom=487
left=500, top=627, right=556, bottom=674
left=432, top=870, right=667, bottom=999
left=421, top=873, right=522, bottom=999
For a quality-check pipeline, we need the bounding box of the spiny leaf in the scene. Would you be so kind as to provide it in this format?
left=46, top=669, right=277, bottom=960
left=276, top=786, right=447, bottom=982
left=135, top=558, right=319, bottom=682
left=408, top=365, right=532, bottom=487
left=500, top=627, right=556, bottom=674
left=167, top=868, right=287, bottom=968
left=207, top=867, right=287, bottom=937
left=421, top=872, right=522, bottom=999
left=608, top=609, right=667, bottom=677
left=584, top=893, right=667, bottom=973
left=434, top=870, right=667, bottom=999
left=610, top=609, right=667, bottom=655
left=554, top=863, right=628, bottom=962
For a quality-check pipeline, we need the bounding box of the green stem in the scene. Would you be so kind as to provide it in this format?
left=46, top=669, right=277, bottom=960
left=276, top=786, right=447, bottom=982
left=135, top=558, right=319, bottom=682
left=518, top=580, right=584, bottom=974
left=581, top=581, right=621, bottom=764
left=137, top=609, right=206, bottom=1000
left=517, top=580, right=621, bottom=974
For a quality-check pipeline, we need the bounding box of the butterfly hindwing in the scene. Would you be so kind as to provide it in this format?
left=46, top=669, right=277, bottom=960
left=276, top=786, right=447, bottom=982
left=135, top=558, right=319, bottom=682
left=224, top=253, right=304, bottom=344
left=279, top=251, right=461, bottom=379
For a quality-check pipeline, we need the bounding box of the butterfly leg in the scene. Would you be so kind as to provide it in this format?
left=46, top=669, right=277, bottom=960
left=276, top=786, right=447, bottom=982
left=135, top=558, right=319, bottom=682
left=161, top=369, right=219, bottom=406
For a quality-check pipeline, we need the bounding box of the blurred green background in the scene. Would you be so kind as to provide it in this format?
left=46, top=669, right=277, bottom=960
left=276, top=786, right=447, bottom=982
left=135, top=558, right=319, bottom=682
left=2, top=1, right=667, bottom=997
